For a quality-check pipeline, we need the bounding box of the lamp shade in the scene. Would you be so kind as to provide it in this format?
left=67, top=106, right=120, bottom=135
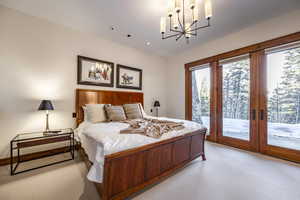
left=154, top=100, right=160, bottom=107
left=38, top=100, right=54, bottom=111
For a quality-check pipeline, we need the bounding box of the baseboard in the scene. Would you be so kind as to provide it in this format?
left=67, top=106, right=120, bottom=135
left=0, top=144, right=81, bottom=166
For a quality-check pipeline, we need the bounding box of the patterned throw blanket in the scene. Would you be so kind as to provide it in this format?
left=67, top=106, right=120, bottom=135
left=120, top=118, right=185, bottom=138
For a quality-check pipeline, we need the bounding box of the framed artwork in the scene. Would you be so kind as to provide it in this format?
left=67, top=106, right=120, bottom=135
left=77, top=55, right=114, bottom=87
left=116, top=64, right=142, bottom=90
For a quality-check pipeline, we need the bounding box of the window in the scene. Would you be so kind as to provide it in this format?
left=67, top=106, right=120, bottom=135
left=221, top=57, right=250, bottom=140
left=266, top=45, right=300, bottom=150
left=191, top=66, right=211, bottom=134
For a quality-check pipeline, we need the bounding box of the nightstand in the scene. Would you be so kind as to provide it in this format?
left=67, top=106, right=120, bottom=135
left=10, top=128, right=75, bottom=175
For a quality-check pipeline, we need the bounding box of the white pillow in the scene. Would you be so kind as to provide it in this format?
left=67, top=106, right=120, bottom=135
left=85, top=104, right=107, bottom=123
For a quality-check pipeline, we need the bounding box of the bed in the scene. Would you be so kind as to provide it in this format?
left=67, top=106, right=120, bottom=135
left=75, top=89, right=207, bottom=200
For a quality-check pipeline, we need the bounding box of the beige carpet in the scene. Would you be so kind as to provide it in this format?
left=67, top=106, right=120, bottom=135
left=0, top=142, right=299, bottom=200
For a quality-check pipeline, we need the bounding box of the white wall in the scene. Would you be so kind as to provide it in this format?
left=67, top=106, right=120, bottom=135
left=166, top=9, right=300, bottom=119
left=0, top=6, right=168, bottom=158
left=1, top=5, right=300, bottom=159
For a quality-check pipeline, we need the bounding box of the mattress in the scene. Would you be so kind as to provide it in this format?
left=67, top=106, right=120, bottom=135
left=75, top=116, right=205, bottom=183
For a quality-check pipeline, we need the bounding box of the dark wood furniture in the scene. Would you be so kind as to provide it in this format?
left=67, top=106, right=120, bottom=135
left=185, top=31, right=300, bottom=163
left=10, top=129, right=75, bottom=175
left=75, top=89, right=207, bottom=200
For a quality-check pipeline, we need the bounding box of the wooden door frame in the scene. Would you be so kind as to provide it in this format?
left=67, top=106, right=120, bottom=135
left=259, top=49, right=300, bottom=163
left=185, top=63, right=218, bottom=142
left=185, top=31, right=300, bottom=162
left=215, top=54, right=258, bottom=151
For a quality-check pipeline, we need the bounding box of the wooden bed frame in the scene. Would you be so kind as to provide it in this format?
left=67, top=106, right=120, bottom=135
left=76, top=89, right=207, bottom=200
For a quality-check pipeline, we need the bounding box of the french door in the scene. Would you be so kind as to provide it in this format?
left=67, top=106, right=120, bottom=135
left=189, top=41, right=300, bottom=162
left=259, top=44, right=300, bottom=162
left=217, top=54, right=259, bottom=151
left=190, top=55, right=258, bottom=151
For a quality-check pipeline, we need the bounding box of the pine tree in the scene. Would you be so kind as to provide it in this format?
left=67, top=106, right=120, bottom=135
left=222, top=60, right=250, bottom=120
left=192, top=71, right=203, bottom=124
left=199, top=78, right=210, bottom=116
left=268, top=87, right=283, bottom=122
left=282, top=48, right=300, bottom=123
left=268, top=47, right=300, bottom=124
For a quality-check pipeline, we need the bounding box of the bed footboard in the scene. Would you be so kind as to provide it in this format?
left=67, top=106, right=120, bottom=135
left=99, top=129, right=206, bottom=200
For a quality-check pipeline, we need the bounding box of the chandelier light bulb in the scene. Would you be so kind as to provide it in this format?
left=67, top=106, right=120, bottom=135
left=190, top=0, right=196, bottom=9
left=160, top=17, right=166, bottom=33
left=193, top=5, right=199, bottom=22
left=175, top=0, right=181, bottom=13
left=168, top=0, right=175, bottom=17
left=205, top=0, right=212, bottom=19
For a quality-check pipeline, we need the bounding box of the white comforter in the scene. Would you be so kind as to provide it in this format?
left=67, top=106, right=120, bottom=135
left=75, top=116, right=206, bottom=183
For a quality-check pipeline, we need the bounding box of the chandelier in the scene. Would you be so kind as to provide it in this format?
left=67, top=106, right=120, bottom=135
left=160, top=0, right=212, bottom=43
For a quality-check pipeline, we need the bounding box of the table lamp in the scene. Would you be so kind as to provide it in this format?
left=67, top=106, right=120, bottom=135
left=154, top=100, right=160, bottom=117
left=38, top=100, right=54, bottom=133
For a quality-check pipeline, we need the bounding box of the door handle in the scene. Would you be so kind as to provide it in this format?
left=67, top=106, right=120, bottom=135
left=260, top=110, right=264, bottom=120
left=252, top=109, right=256, bottom=120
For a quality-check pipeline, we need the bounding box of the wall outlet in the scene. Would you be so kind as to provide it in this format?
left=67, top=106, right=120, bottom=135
left=72, top=113, right=77, bottom=118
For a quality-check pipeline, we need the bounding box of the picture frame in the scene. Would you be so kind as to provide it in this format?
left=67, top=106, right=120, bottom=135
left=116, top=64, right=142, bottom=90
left=77, top=55, right=114, bottom=87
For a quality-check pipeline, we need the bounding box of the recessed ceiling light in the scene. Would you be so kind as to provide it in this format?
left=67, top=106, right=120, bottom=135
left=146, top=42, right=151, bottom=46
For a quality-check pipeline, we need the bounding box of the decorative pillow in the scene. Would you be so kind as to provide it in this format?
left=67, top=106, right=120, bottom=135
left=105, top=105, right=127, bottom=121
left=85, top=104, right=106, bottom=123
left=123, top=103, right=143, bottom=119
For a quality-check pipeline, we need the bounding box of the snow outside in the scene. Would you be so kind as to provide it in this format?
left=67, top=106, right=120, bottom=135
left=192, top=47, right=300, bottom=151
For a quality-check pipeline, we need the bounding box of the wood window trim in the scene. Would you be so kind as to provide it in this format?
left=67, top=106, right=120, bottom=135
left=186, top=64, right=217, bottom=141
left=185, top=31, right=300, bottom=70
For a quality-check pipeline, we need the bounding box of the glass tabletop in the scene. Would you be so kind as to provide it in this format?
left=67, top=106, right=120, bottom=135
left=12, top=128, right=73, bottom=142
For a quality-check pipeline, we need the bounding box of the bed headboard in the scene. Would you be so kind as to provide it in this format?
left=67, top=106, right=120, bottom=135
left=75, top=89, right=144, bottom=125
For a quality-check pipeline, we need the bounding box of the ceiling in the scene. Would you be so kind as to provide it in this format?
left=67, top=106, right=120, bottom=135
left=1, top=0, right=300, bottom=57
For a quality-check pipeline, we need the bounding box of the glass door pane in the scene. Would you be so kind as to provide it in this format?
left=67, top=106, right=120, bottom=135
left=192, top=67, right=210, bottom=134
left=222, top=58, right=250, bottom=140
left=266, top=46, right=300, bottom=150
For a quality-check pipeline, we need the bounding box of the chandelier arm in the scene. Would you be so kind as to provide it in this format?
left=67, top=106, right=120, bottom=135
left=177, top=12, right=184, bottom=32
left=169, top=14, right=182, bottom=33
left=162, top=33, right=181, bottom=40
left=188, top=21, right=197, bottom=29
left=189, top=19, right=211, bottom=32
left=190, top=24, right=210, bottom=32
left=176, top=33, right=184, bottom=41
left=182, top=0, right=185, bottom=29
left=187, top=33, right=197, bottom=36
left=170, top=28, right=183, bottom=33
